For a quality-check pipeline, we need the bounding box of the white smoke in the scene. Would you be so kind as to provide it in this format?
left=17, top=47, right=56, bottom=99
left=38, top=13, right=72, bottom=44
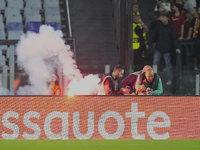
left=16, top=25, right=101, bottom=95
left=0, top=82, right=12, bottom=95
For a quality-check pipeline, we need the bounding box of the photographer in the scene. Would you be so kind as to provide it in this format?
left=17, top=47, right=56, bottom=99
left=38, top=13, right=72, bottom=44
left=135, top=68, right=163, bottom=95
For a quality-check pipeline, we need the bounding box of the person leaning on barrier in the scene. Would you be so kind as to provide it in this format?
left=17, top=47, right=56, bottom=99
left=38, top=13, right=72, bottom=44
left=47, top=74, right=61, bottom=95
left=98, top=65, right=130, bottom=95
left=121, top=65, right=151, bottom=95
left=135, top=67, right=163, bottom=95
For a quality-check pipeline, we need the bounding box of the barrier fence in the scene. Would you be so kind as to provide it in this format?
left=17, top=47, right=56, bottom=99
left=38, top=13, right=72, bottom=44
left=0, top=96, right=200, bottom=140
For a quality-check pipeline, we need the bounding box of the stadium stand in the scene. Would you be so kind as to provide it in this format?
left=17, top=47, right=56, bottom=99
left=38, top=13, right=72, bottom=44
left=7, top=0, right=24, bottom=9
left=4, top=7, right=21, bottom=18
left=0, top=0, right=6, bottom=11
left=25, top=0, right=42, bottom=9
left=44, top=7, right=61, bottom=30
left=6, top=14, right=23, bottom=40
left=43, top=0, right=59, bottom=8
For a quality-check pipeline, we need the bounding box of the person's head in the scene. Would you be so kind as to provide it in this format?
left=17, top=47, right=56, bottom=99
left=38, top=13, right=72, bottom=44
left=176, top=0, right=183, bottom=6
left=49, top=73, right=59, bottom=85
left=133, top=3, right=139, bottom=13
left=133, top=15, right=140, bottom=23
left=142, top=65, right=151, bottom=73
left=160, top=12, right=169, bottom=24
left=154, top=11, right=161, bottom=20
left=172, top=3, right=182, bottom=13
left=132, top=0, right=138, bottom=3
left=191, top=7, right=198, bottom=17
left=144, top=68, right=154, bottom=83
left=112, top=65, right=124, bottom=79
left=198, top=7, right=200, bottom=16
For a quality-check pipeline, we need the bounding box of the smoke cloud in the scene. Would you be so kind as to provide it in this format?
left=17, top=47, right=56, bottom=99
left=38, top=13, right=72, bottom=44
left=15, top=25, right=101, bottom=95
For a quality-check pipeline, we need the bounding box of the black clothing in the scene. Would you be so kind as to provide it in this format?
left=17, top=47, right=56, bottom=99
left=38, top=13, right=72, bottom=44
left=139, top=73, right=160, bottom=91
left=151, top=21, right=180, bottom=53
left=149, top=20, right=161, bottom=32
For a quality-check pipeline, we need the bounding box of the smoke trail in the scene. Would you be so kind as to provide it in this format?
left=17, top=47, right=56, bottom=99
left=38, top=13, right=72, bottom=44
left=16, top=25, right=101, bottom=95
left=0, top=82, right=12, bottom=95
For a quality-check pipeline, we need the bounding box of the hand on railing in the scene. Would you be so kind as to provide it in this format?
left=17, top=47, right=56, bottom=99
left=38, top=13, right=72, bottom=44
left=179, top=36, right=184, bottom=40
left=176, top=49, right=181, bottom=54
left=186, top=36, right=191, bottom=40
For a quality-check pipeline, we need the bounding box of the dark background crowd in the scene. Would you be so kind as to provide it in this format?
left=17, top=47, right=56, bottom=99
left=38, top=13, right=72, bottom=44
left=131, top=0, right=200, bottom=94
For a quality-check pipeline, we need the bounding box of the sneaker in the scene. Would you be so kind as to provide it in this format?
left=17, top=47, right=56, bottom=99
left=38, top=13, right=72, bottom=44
left=194, top=67, right=198, bottom=71
left=166, top=80, right=172, bottom=85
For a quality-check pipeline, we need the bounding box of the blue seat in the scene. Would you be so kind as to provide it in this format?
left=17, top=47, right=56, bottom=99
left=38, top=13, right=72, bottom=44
left=7, top=22, right=23, bottom=31
left=26, top=21, right=42, bottom=33
left=0, top=0, right=6, bottom=11
left=46, top=22, right=61, bottom=30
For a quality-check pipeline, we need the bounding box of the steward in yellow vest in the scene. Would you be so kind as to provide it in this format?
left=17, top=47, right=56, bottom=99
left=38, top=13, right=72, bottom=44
left=132, top=15, right=149, bottom=70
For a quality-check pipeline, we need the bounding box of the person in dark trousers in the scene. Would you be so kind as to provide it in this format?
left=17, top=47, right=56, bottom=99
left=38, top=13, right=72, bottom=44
left=150, top=12, right=181, bottom=85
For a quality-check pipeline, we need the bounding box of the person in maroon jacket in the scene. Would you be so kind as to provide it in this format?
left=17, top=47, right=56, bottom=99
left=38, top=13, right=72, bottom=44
left=121, top=65, right=151, bottom=94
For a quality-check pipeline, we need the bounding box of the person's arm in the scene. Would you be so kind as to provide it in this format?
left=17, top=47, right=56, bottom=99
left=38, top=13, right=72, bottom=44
left=187, top=18, right=195, bottom=39
left=179, top=24, right=184, bottom=40
left=139, top=20, right=149, bottom=33
left=121, top=74, right=137, bottom=89
left=152, top=78, right=163, bottom=95
left=171, top=24, right=181, bottom=53
left=179, top=15, right=185, bottom=40
left=187, top=27, right=193, bottom=39
left=55, top=89, right=61, bottom=95
left=156, top=0, right=169, bottom=13
left=135, top=75, right=146, bottom=93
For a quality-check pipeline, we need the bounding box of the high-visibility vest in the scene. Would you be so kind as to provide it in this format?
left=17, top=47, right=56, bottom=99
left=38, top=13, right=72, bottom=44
left=133, top=23, right=147, bottom=50
left=133, top=12, right=140, bottom=16
left=132, top=11, right=147, bottom=49
left=133, top=23, right=140, bottom=50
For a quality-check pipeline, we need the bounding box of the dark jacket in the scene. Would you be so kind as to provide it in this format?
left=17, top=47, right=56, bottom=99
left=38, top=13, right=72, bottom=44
left=151, top=21, right=180, bottom=53
left=139, top=73, right=160, bottom=91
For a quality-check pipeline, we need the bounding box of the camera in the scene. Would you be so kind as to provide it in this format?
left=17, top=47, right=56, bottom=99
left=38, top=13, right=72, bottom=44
left=146, top=87, right=152, bottom=95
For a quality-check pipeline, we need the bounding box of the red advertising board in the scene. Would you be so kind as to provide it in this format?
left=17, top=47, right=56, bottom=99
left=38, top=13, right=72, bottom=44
left=0, top=96, right=200, bottom=139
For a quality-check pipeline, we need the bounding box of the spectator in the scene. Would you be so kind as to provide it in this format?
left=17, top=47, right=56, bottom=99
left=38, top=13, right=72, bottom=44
left=176, top=0, right=190, bottom=29
left=133, top=3, right=140, bottom=15
left=150, top=12, right=181, bottom=85
left=47, top=74, right=61, bottom=95
left=135, top=67, right=163, bottom=95
left=171, top=3, right=185, bottom=39
left=157, top=2, right=185, bottom=39
left=149, top=11, right=162, bottom=33
left=121, top=65, right=151, bottom=94
left=155, top=0, right=172, bottom=12
left=183, top=0, right=197, bottom=16
left=98, top=65, right=129, bottom=95
left=187, top=7, right=199, bottom=39
left=188, top=7, right=200, bottom=70
left=133, top=15, right=149, bottom=71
